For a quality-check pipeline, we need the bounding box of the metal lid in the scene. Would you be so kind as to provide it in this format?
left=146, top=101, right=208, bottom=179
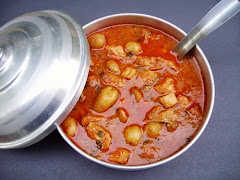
left=0, top=10, right=89, bottom=148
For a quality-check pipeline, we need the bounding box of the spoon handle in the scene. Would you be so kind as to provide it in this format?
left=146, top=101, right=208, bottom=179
left=173, top=0, right=240, bottom=60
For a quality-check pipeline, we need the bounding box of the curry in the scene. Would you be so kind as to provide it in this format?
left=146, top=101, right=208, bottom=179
left=61, top=24, right=205, bottom=166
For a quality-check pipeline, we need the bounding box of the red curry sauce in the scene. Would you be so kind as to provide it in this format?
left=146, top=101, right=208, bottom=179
left=61, top=24, right=205, bottom=166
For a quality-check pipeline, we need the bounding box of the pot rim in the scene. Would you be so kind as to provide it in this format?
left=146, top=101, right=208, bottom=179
left=57, top=13, right=215, bottom=171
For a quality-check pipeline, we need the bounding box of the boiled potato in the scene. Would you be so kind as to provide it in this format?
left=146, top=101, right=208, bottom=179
left=94, top=86, right=119, bottom=113
left=108, top=148, right=131, bottom=165
left=61, top=117, right=77, bottom=137
left=123, top=125, right=142, bottom=146
left=143, top=122, right=163, bottom=138
left=106, top=60, right=121, bottom=73
left=88, top=33, right=106, bottom=48
left=117, top=108, right=129, bottom=123
left=125, top=42, right=142, bottom=55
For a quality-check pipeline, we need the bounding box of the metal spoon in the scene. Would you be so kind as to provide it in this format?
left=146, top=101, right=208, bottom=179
left=173, top=0, right=240, bottom=60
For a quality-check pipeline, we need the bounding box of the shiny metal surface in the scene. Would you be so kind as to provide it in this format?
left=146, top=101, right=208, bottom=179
left=0, top=11, right=90, bottom=148
left=0, top=48, right=3, bottom=60
left=57, top=13, right=215, bottom=170
left=173, top=0, right=240, bottom=60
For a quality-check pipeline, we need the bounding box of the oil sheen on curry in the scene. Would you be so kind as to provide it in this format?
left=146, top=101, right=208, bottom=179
left=61, top=24, right=205, bottom=166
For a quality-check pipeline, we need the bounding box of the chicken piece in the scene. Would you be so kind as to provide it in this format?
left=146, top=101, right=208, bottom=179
left=102, top=72, right=126, bottom=88
left=142, top=30, right=162, bottom=41
left=61, top=117, right=77, bottom=137
left=130, top=87, right=143, bottom=103
left=86, top=122, right=112, bottom=152
left=159, top=93, right=178, bottom=108
left=139, top=70, right=159, bottom=86
left=155, top=57, right=178, bottom=71
left=108, top=148, right=131, bottom=165
left=151, top=34, right=162, bottom=41
left=121, top=67, right=137, bottom=80
left=141, top=29, right=163, bottom=43
left=166, top=121, right=179, bottom=132
left=134, top=56, right=178, bottom=71
left=135, top=56, right=156, bottom=67
left=142, top=85, right=153, bottom=92
left=87, top=75, right=99, bottom=87
left=145, top=107, right=177, bottom=124
left=148, top=58, right=167, bottom=71
left=154, top=77, right=175, bottom=95
left=80, top=113, right=105, bottom=127
left=146, top=105, right=163, bottom=119
left=188, top=106, right=202, bottom=120
left=142, top=29, right=151, bottom=43
left=140, top=140, right=158, bottom=160
left=177, top=95, right=191, bottom=106
left=106, top=45, right=126, bottom=58
left=155, top=110, right=178, bottom=123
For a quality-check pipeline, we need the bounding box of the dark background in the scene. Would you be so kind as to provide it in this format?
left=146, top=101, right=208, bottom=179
left=1, top=0, right=240, bottom=179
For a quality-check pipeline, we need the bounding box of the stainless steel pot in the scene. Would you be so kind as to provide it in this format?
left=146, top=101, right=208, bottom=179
left=0, top=12, right=215, bottom=171
left=57, top=13, right=215, bottom=170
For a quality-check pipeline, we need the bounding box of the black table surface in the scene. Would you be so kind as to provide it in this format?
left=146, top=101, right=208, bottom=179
left=1, top=0, right=240, bottom=179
